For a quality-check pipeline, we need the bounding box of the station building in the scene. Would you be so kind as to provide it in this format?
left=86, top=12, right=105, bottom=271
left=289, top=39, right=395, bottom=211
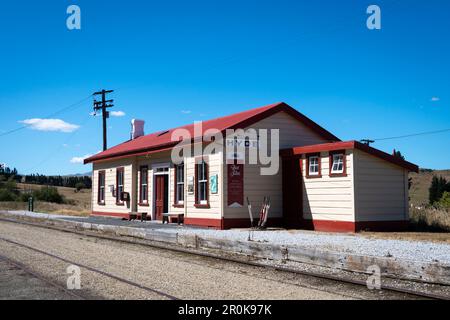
left=84, top=102, right=418, bottom=232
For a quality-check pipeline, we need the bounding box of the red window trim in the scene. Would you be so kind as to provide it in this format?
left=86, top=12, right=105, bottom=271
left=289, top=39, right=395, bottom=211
left=329, top=150, right=347, bottom=177
left=139, top=166, right=149, bottom=206
left=97, top=170, right=106, bottom=205
left=305, top=153, right=322, bottom=179
left=116, top=167, right=125, bottom=205
left=173, top=163, right=184, bottom=208
left=194, top=156, right=210, bottom=208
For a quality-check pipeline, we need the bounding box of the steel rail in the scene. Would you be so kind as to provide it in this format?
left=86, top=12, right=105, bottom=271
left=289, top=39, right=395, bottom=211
left=0, top=235, right=179, bottom=300
left=0, top=217, right=448, bottom=300
left=0, top=253, right=86, bottom=300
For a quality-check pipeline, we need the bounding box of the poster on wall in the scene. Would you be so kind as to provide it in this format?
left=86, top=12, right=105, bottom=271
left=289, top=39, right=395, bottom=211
left=210, top=174, right=218, bottom=194
left=227, top=163, right=244, bottom=207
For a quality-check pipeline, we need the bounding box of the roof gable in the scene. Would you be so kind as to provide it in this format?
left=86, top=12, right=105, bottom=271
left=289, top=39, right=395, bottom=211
left=85, top=102, right=339, bottom=164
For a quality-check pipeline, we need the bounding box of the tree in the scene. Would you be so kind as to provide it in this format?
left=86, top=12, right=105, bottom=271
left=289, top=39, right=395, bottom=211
left=392, top=149, right=405, bottom=160
left=429, top=176, right=449, bottom=205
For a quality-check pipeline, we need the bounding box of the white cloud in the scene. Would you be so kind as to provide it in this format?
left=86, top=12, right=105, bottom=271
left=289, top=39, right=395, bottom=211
left=110, top=111, right=126, bottom=117
left=181, top=110, right=192, bottom=114
left=431, top=97, right=440, bottom=102
left=70, top=154, right=92, bottom=164
left=20, top=118, right=80, bottom=133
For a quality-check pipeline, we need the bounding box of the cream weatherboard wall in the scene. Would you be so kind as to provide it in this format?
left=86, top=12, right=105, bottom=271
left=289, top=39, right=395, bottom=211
left=353, top=150, right=409, bottom=222
left=301, top=150, right=355, bottom=222
left=92, top=149, right=223, bottom=220
left=92, top=158, right=135, bottom=215
left=223, top=111, right=330, bottom=220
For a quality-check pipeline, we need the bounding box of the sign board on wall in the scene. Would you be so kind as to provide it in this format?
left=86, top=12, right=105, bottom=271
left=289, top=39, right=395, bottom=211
left=210, top=174, right=218, bottom=194
left=227, top=164, right=244, bottom=207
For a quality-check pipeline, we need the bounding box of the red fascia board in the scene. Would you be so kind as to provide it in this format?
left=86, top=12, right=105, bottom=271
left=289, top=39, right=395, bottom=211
left=228, top=103, right=340, bottom=142
left=282, top=141, right=419, bottom=173
left=84, top=144, right=177, bottom=164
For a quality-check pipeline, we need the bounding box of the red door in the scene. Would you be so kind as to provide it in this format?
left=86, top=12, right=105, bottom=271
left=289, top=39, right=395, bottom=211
left=155, top=175, right=166, bottom=221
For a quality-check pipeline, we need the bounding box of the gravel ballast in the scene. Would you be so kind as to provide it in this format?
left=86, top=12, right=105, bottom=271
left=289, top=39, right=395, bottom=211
left=3, top=211, right=450, bottom=265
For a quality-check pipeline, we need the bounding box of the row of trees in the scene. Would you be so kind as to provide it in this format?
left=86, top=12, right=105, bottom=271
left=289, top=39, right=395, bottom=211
left=0, top=166, right=91, bottom=189
left=429, top=176, right=450, bottom=208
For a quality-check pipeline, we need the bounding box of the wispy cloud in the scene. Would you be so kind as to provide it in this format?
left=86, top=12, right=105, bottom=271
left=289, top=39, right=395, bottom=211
left=110, top=111, right=126, bottom=117
left=181, top=110, right=192, bottom=114
left=19, top=118, right=80, bottom=133
left=431, top=97, right=440, bottom=102
left=70, top=154, right=92, bottom=164
left=70, top=151, right=101, bottom=164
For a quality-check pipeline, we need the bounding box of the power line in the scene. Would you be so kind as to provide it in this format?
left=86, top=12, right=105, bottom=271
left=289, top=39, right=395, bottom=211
left=371, top=128, right=450, bottom=142
left=0, top=94, right=93, bottom=138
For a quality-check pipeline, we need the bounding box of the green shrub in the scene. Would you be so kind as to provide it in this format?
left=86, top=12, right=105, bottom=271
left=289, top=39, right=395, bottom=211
left=437, top=191, right=450, bottom=208
left=33, top=186, right=65, bottom=204
left=19, top=192, right=34, bottom=202
left=0, top=189, right=17, bottom=201
left=75, top=182, right=85, bottom=192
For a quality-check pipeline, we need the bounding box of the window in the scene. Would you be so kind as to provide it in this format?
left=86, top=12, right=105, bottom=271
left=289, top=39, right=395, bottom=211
left=306, top=154, right=321, bottom=178
left=98, top=171, right=105, bottom=204
left=116, top=167, right=125, bottom=204
left=330, top=152, right=346, bottom=176
left=174, top=164, right=184, bottom=206
left=139, top=166, right=148, bottom=205
left=195, top=159, right=209, bottom=207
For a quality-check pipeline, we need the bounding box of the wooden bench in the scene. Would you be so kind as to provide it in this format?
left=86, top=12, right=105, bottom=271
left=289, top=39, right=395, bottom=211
left=162, top=213, right=184, bottom=225
left=128, top=212, right=149, bottom=222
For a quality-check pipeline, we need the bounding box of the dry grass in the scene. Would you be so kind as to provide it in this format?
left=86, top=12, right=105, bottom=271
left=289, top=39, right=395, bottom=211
left=360, top=207, right=450, bottom=243
left=1, top=183, right=92, bottom=216
left=409, top=206, right=450, bottom=232
left=0, top=201, right=91, bottom=216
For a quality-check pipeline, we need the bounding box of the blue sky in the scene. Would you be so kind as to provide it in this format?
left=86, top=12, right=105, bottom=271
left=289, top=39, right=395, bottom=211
left=0, top=0, right=449, bottom=175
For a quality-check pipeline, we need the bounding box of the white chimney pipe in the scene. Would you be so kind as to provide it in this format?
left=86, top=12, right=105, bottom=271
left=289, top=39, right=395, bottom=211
left=131, top=119, right=145, bottom=139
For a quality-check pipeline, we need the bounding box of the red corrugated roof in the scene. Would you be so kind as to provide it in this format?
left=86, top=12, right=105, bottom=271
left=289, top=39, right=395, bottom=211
left=84, top=102, right=339, bottom=164
left=281, top=141, right=419, bottom=172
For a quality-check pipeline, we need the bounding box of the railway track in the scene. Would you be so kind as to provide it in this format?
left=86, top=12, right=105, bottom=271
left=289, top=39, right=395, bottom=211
left=0, top=217, right=448, bottom=300
left=0, top=253, right=86, bottom=300
left=0, top=236, right=179, bottom=300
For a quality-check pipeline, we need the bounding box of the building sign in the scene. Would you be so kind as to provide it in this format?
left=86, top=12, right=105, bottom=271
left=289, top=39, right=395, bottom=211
left=227, top=164, right=244, bottom=207
left=210, top=174, right=218, bottom=194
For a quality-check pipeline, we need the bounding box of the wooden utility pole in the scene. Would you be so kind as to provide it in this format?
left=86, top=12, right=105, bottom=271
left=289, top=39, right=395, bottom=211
left=360, top=139, right=375, bottom=146
left=93, top=89, right=114, bottom=151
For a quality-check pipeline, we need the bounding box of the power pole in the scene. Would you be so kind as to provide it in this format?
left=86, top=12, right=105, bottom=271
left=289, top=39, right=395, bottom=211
left=360, top=139, right=375, bottom=146
left=93, top=89, right=114, bottom=151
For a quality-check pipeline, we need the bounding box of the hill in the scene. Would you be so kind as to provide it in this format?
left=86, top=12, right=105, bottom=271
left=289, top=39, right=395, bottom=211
left=409, top=169, right=450, bottom=206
